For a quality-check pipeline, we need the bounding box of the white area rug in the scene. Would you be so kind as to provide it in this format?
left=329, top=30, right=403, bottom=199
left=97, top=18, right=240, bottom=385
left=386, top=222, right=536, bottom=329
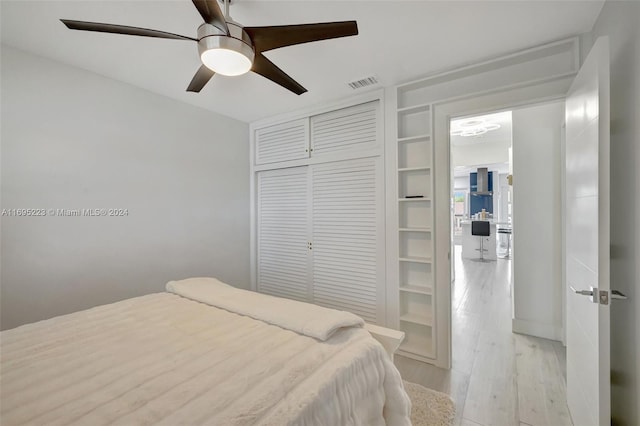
left=403, top=381, right=455, bottom=426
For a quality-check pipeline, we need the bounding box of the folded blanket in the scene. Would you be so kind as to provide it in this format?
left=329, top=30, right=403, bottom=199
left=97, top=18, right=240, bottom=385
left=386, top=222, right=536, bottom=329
left=166, top=277, right=364, bottom=341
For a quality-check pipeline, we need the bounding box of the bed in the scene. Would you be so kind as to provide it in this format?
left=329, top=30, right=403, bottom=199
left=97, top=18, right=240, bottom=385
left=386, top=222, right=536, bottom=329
left=0, top=277, right=411, bottom=425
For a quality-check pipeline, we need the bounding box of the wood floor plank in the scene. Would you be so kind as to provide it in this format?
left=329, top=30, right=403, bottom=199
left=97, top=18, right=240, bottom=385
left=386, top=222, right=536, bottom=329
left=514, top=334, right=572, bottom=425
left=395, top=246, right=572, bottom=426
left=462, top=330, right=519, bottom=426
left=460, top=418, right=484, bottom=426
left=551, top=339, right=567, bottom=382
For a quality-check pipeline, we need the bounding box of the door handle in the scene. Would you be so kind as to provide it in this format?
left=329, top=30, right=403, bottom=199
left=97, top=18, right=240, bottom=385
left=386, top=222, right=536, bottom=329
left=570, top=285, right=593, bottom=296
left=570, top=285, right=628, bottom=303
left=612, top=290, right=628, bottom=300
left=570, top=285, right=598, bottom=303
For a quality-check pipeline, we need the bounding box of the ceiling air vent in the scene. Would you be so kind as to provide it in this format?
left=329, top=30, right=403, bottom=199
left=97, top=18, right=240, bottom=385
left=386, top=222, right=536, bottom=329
left=347, top=75, right=379, bottom=90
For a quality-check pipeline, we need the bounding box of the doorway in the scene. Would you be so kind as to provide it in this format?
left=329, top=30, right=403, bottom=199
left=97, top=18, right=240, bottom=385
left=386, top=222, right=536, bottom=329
left=450, top=110, right=513, bottom=262
left=399, top=100, right=571, bottom=424
left=448, top=100, right=567, bottom=355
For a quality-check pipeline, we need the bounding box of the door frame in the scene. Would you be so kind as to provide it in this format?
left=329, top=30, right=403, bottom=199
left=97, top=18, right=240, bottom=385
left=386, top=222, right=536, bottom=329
left=432, top=77, right=574, bottom=368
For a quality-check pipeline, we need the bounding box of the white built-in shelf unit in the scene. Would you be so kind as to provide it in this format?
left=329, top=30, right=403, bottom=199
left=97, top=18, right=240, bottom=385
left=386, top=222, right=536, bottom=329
left=396, top=89, right=434, bottom=362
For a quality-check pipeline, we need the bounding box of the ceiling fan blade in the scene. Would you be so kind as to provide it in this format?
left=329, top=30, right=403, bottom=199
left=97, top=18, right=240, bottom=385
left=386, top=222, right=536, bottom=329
left=191, top=0, right=229, bottom=34
left=244, top=21, right=358, bottom=53
left=187, top=65, right=216, bottom=92
left=252, top=53, right=307, bottom=95
left=60, top=19, right=196, bottom=41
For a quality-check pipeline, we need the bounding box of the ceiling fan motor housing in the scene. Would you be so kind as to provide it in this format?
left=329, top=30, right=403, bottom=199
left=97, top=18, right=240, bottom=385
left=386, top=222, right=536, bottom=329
left=197, top=22, right=255, bottom=72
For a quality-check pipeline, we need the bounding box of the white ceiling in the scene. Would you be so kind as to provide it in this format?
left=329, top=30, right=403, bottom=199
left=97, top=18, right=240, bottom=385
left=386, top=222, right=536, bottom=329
left=451, top=110, right=512, bottom=147
left=451, top=110, right=513, bottom=170
left=0, top=1, right=604, bottom=123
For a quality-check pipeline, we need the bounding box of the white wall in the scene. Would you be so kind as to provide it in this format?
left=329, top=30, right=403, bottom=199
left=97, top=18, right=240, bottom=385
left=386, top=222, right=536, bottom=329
left=511, top=101, right=564, bottom=340
left=0, top=46, right=250, bottom=330
left=591, top=2, right=640, bottom=424
left=451, top=141, right=510, bottom=168
left=497, top=173, right=509, bottom=224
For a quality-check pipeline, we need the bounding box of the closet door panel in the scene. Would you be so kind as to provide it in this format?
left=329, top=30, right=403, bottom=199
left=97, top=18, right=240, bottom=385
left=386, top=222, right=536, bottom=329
left=311, top=157, right=383, bottom=323
left=257, top=166, right=310, bottom=301
left=255, top=119, right=309, bottom=165
left=310, top=101, right=380, bottom=156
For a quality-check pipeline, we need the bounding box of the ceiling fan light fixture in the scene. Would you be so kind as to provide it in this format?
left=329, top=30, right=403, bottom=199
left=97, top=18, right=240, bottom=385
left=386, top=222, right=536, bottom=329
left=198, top=35, right=254, bottom=76
left=450, top=118, right=501, bottom=137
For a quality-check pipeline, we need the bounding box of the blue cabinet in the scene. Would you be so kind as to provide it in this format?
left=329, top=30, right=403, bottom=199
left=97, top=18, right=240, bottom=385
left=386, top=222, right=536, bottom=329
left=469, top=171, right=494, bottom=215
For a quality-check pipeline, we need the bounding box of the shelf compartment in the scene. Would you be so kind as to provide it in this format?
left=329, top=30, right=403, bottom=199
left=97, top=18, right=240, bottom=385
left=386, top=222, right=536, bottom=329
left=399, top=168, right=432, bottom=199
left=397, top=105, right=431, bottom=139
left=399, top=230, right=432, bottom=260
left=397, top=103, right=431, bottom=114
left=400, top=292, right=433, bottom=324
left=399, top=227, right=431, bottom=232
left=399, top=261, right=433, bottom=290
left=398, top=198, right=431, bottom=202
left=398, top=322, right=433, bottom=357
left=398, top=166, right=431, bottom=172
left=400, top=312, right=433, bottom=326
left=400, top=284, right=433, bottom=295
left=398, top=135, right=431, bottom=169
left=399, top=256, right=432, bottom=264
left=399, top=200, right=432, bottom=229
left=398, top=85, right=435, bottom=111
left=397, top=134, right=430, bottom=143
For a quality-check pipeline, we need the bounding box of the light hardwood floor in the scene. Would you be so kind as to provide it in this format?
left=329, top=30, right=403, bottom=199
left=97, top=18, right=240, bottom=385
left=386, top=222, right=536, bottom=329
left=395, top=246, right=571, bottom=426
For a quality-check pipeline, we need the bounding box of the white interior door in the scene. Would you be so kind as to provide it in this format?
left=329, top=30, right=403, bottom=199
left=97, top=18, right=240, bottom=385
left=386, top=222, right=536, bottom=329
left=565, top=36, right=610, bottom=426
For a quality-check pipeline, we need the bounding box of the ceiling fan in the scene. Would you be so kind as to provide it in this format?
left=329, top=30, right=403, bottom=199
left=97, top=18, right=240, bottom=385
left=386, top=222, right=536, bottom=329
left=60, top=0, right=358, bottom=95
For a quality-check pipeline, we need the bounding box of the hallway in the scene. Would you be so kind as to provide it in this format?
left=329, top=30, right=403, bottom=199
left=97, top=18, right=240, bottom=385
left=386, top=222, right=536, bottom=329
left=395, top=246, right=571, bottom=426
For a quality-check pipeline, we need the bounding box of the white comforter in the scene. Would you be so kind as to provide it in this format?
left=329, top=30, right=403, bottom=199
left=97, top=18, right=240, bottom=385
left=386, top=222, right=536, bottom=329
left=0, top=280, right=411, bottom=425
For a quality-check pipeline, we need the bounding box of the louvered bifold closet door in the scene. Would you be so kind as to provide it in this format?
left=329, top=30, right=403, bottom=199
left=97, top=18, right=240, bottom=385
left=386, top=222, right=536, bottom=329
left=255, top=119, right=309, bottom=165
left=310, top=100, right=380, bottom=156
left=257, top=167, right=311, bottom=302
left=311, top=157, right=384, bottom=323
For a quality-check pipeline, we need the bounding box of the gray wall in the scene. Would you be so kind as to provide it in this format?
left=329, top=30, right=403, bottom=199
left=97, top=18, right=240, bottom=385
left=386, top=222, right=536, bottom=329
left=0, top=46, right=251, bottom=330
left=591, top=2, right=640, bottom=424
left=512, top=101, right=564, bottom=341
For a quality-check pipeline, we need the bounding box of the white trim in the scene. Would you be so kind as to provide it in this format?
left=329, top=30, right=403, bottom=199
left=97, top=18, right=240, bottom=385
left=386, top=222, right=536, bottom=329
left=365, top=323, right=404, bottom=361
left=512, top=318, right=564, bottom=341
left=249, top=128, right=257, bottom=292
left=396, top=37, right=579, bottom=90
left=252, top=149, right=382, bottom=172
left=374, top=155, right=388, bottom=324
left=250, top=89, right=384, bottom=132
left=384, top=86, right=399, bottom=328
left=431, top=76, right=575, bottom=368
left=392, top=36, right=580, bottom=369
left=560, top=120, right=567, bottom=347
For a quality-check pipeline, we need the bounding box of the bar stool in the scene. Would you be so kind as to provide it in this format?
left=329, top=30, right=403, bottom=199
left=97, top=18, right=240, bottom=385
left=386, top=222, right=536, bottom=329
left=471, top=221, right=491, bottom=261
left=497, top=225, right=512, bottom=258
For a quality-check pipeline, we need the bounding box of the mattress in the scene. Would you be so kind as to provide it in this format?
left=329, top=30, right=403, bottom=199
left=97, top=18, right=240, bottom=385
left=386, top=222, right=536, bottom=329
left=0, top=279, right=411, bottom=425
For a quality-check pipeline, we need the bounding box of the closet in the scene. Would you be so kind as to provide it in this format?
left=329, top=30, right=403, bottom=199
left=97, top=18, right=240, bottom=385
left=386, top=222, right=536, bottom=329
left=253, top=100, right=385, bottom=324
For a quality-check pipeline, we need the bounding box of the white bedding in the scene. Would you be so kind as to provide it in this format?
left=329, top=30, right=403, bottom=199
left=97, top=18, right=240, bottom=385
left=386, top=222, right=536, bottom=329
left=166, top=277, right=365, bottom=341
left=0, top=283, right=411, bottom=425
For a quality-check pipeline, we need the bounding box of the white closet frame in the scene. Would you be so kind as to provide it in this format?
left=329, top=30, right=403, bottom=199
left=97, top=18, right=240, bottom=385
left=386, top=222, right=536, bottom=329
left=249, top=90, right=389, bottom=324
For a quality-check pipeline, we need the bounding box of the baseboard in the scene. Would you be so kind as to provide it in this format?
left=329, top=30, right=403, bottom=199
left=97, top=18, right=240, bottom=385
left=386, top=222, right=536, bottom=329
left=512, top=318, right=563, bottom=341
